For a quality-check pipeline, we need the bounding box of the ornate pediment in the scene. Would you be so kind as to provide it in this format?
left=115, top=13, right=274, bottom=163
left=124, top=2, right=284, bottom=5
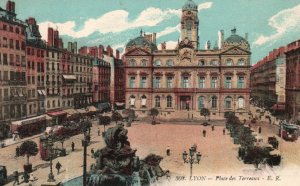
left=125, top=48, right=151, bottom=56
left=221, top=47, right=251, bottom=55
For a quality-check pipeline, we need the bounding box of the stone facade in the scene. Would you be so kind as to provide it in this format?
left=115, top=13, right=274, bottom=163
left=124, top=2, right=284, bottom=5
left=0, top=1, right=27, bottom=123
left=286, top=40, right=300, bottom=120
left=124, top=0, right=251, bottom=117
left=250, top=47, right=286, bottom=110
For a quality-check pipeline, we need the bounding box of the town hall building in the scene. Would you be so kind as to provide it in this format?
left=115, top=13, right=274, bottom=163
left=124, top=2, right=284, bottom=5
left=124, top=0, right=251, bottom=117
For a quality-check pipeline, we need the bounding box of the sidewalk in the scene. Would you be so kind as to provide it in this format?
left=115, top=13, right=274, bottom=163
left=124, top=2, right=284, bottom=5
left=1, top=133, right=43, bottom=148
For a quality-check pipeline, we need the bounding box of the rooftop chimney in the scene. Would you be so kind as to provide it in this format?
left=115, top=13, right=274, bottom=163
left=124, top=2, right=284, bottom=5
left=58, top=38, right=63, bottom=49
left=47, top=27, right=54, bottom=47
left=53, top=30, right=59, bottom=48
left=153, top=33, right=157, bottom=44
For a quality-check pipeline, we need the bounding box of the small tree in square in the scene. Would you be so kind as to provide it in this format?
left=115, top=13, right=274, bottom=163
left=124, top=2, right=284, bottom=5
left=112, top=111, right=123, bottom=124
left=99, top=116, right=111, bottom=133
left=200, top=108, right=210, bottom=121
left=55, top=127, right=71, bottom=149
left=19, top=140, right=38, bottom=172
left=149, top=108, right=159, bottom=125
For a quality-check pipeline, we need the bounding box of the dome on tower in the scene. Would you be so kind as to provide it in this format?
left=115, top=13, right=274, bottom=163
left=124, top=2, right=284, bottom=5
left=182, top=0, right=197, bottom=10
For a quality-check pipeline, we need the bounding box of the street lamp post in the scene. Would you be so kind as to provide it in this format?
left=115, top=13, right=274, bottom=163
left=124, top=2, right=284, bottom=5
left=81, top=119, right=90, bottom=186
left=46, top=132, right=55, bottom=182
left=182, top=145, right=202, bottom=177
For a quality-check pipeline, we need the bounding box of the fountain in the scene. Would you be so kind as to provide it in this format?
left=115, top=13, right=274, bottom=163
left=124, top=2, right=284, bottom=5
left=86, top=123, right=168, bottom=186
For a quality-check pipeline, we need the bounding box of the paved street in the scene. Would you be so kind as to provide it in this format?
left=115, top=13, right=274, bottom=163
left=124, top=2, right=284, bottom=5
left=1, top=106, right=300, bottom=186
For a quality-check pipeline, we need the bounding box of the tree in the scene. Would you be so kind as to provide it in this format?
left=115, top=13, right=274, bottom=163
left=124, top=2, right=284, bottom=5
left=99, top=116, right=111, bottom=132
left=246, top=146, right=269, bottom=169
left=112, top=111, right=123, bottom=124
left=149, top=108, right=159, bottom=124
left=200, top=108, right=210, bottom=120
left=19, top=140, right=38, bottom=166
left=0, top=122, right=10, bottom=139
left=55, top=127, right=70, bottom=149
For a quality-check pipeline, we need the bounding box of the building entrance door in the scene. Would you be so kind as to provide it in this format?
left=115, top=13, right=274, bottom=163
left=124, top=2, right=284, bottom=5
left=180, top=96, right=191, bottom=110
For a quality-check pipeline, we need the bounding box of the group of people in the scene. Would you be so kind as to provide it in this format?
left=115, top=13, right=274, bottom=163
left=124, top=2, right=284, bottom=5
left=13, top=162, right=62, bottom=185
left=202, top=125, right=225, bottom=137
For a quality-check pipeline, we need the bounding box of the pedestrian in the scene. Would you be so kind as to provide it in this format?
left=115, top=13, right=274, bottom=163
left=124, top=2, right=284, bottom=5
left=13, top=133, right=16, bottom=141
left=243, top=119, right=246, bottom=124
left=16, top=146, right=20, bottom=157
left=166, top=146, right=170, bottom=156
left=223, top=128, right=225, bottom=135
left=56, top=161, right=62, bottom=174
left=13, top=171, right=19, bottom=185
left=71, top=142, right=75, bottom=152
left=22, top=171, right=29, bottom=183
left=202, top=130, right=206, bottom=137
left=97, top=128, right=100, bottom=136
left=211, top=125, right=214, bottom=131
left=91, top=148, right=94, bottom=158
left=258, top=127, right=262, bottom=134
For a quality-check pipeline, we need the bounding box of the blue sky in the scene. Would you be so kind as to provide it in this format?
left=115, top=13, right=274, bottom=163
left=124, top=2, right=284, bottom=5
left=2, top=0, right=300, bottom=64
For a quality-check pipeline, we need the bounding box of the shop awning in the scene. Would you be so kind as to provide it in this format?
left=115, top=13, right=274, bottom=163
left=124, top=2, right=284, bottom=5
left=47, top=111, right=67, bottom=117
left=64, top=109, right=79, bottom=115
left=271, top=104, right=285, bottom=110
left=76, top=109, right=87, bottom=114
left=37, top=90, right=43, bottom=95
left=62, top=75, right=76, bottom=80
left=46, top=115, right=52, bottom=121
left=41, top=90, right=46, bottom=96
left=87, top=106, right=98, bottom=112
left=11, top=115, right=46, bottom=126
left=115, top=102, right=125, bottom=106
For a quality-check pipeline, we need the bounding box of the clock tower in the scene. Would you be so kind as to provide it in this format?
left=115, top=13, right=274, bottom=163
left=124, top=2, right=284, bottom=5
left=181, top=0, right=199, bottom=49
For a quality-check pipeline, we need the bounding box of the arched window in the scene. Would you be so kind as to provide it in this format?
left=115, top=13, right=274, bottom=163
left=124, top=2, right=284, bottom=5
left=225, top=76, right=232, bottom=89
left=199, top=77, right=205, bottom=88
left=129, top=59, right=136, bottom=66
left=155, top=96, right=160, bottom=108
left=141, top=59, right=148, bottom=66
left=52, top=100, right=56, bottom=107
left=237, top=76, right=245, bottom=88
left=226, top=59, right=233, bottom=66
left=210, top=60, right=219, bottom=66
left=154, top=60, right=161, bottom=67
left=198, top=60, right=205, bottom=66
left=238, top=58, right=245, bottom=66
left=167, top=96, right=172, bottom=108
left=238, top=97, right=244, bottom=108
left=198, top=96, right=205, bottom=109
left=141, top=95, right=147, bottom=107
left=224, top=96, right=232, bottom=109
left=47, top=101, right=50, bottom=108
left=211, top=96, right=217, bottom=108
left=182, top=76, right=189, bottom=88
left=130, top=95, right=136, bottom=107
left=166, top=59, right=174, bottom=66
left=186, top=20, right=193, bottom=40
